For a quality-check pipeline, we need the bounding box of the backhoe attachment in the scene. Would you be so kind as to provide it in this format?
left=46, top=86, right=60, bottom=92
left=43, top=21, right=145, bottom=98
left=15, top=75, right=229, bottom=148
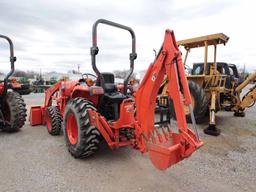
left=135, top=30, right=203, bottom=170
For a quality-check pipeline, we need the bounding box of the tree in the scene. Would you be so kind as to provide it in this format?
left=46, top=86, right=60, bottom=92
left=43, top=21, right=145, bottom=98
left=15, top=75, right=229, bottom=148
left=113, top=69, right=136, bottom=79
left=12, top=70, right=39, bottom=79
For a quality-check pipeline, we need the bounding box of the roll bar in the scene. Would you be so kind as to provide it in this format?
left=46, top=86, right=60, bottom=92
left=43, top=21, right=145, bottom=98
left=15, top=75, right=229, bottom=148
left=90, top=19, right=137, bottom=95
left=0, top=35, right=16, bottom=95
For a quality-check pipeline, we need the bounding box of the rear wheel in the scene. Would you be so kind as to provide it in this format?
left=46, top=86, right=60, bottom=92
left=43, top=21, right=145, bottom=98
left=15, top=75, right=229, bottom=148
left=169, top=80, right=208, bottom=124
left=2, top=91, right=27, bottom=132
left=63, top=98, right=101, bottom=158
left=45, top=106, right=62, bottom=135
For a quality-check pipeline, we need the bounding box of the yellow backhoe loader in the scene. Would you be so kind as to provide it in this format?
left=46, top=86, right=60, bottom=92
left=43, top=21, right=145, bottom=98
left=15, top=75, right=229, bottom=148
left=158, top=33, right=256, bottom=136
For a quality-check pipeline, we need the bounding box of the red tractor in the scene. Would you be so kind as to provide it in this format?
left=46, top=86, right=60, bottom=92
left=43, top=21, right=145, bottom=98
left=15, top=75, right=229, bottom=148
left=0, top=35, right=27, bottom=132
left=30, top=19, right=203, bottom=170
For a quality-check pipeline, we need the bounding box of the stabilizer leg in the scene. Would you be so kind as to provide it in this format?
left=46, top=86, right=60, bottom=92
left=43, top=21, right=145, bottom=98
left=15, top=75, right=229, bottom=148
left=204, top=124, right=221, bottom=136
left=204, top=91, right=221, bottom=136
left=234, top=111, right=245, bottom=117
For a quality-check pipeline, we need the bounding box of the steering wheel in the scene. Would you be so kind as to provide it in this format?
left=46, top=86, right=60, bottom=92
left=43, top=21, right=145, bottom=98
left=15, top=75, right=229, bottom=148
left=80, top=73, right=97, bottom=86
left=82, top=73, right=97, bottom=80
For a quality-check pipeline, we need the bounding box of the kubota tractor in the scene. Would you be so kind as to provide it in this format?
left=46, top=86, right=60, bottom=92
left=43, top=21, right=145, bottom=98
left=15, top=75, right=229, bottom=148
left=29, top=19, right=203, bottom=170
left=0, top=35, right=27, bottom=132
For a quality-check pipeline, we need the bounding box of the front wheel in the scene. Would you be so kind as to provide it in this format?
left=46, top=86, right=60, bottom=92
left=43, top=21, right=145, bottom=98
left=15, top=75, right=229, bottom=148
left=45, top=106, right=62, bottom=135
left=63, top=98, right=101, bottom=158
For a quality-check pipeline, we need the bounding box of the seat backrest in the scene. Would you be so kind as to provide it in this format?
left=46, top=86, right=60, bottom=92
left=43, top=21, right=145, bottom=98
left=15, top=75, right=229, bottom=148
left=103, top=72, right=115, bottom=84
left=96, top=72, right=117, bottom=93
left=96, top=72, right=114, bottom=84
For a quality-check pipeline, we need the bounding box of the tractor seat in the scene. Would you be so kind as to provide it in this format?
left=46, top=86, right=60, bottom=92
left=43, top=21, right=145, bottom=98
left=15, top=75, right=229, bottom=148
left=96, top=72, right=126, bottom=103
left=104, top=91, right=126, bottom=103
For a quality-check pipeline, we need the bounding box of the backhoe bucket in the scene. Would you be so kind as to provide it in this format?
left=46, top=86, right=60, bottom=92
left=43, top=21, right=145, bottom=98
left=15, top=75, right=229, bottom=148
left=148, top=142, right=182, bottom=170
left=29, top=106, right=45, bottom=126
left=147, top=129, right=203, bottom=170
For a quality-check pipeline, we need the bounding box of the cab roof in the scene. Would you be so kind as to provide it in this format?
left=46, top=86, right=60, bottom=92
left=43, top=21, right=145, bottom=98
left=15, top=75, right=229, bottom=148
left=177, top=33, right=229, bottom=49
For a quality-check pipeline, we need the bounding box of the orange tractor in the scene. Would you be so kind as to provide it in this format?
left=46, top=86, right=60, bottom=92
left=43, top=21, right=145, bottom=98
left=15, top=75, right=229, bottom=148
left=29, top=19, right=203, bottom=170
left=0, top=35, right=27, bottom=132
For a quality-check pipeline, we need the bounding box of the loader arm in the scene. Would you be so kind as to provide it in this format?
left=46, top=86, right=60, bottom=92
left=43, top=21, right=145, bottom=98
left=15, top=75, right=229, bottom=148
left=135, top=30, right=203, bottom=170
left=44, top=81, right=62, bottom=107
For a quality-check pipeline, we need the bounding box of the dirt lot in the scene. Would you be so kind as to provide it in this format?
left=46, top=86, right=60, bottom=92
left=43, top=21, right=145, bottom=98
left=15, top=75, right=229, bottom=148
left=1, top=89, right=256, bottom=192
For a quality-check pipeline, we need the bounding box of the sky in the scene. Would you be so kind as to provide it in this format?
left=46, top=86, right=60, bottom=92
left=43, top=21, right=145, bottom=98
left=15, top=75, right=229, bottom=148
left=0, top=0, right=255, bottom=75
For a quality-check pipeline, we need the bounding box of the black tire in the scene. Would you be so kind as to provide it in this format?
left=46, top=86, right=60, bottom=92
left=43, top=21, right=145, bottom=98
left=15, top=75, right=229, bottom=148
left=45, top=106, right=62, bottom=135
left=2, top=91, right=27, bottom=132
left=169, top=80, right=208, bottom=124
left=63, top=97, right=101, bottom=158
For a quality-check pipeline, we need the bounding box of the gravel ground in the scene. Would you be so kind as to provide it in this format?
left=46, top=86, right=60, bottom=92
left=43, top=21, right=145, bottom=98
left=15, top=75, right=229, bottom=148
left=0, top=87, right=256, bottom=192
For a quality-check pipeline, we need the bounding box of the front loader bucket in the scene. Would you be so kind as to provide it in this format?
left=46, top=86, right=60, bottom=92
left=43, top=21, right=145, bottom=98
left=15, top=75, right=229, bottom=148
left=29, top=106, right=45, bottom=126
left=147, top=130, right=203, bottom=170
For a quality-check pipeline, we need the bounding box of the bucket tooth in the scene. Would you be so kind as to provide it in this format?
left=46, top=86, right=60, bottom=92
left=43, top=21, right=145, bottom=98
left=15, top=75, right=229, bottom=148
left=161, top=127, right=169, bottom=140
left=167, top=124, right=171, bottom=132
left=149, top=130, right=157, bottom=144
left=155, top=129, right=163, bottom=143
left=167, top=125, right=173, bottom=137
